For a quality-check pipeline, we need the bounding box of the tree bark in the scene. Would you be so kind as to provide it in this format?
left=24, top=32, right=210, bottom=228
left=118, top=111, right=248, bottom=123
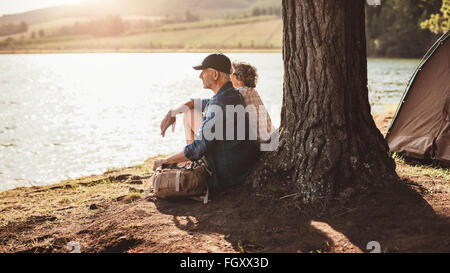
left=252, top=0, right=398, bottom=206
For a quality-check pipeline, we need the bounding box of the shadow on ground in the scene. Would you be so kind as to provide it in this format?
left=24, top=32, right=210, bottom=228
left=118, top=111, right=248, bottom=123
left=2, top=176, right=448, bottom=253
left=151, top=178, right=450, bottom=253
left=323, top=179, right=450, bottom=252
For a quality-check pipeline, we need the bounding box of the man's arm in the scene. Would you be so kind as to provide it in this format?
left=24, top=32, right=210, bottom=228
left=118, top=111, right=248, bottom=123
left=154, top=100, right=218, bottom=170
left=160, top=98, right=211, bottom=137
left=153, top=150, right=189, bottom=171
left=160, top=99, right=194, bottom=137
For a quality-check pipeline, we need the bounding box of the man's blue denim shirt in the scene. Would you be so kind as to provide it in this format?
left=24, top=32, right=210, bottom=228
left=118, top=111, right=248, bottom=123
left=184, top=81, right=260, bottom=191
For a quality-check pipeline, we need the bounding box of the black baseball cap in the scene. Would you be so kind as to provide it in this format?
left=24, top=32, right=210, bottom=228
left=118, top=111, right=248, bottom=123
left=193, top=53, right=232, bottom=74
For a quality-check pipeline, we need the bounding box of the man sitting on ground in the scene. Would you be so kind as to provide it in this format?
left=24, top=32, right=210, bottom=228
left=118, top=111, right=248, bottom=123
left=153, top=53, right=260, bottom=191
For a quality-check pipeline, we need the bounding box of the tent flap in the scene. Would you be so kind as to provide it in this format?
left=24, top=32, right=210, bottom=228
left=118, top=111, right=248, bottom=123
left=387, top=31, right=450, bottom=167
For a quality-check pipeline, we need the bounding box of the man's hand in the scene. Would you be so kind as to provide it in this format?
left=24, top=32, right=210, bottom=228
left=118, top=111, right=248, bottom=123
left=153, top=158, right=166, bottom=171
left=160, top=110, right=176, bottom=137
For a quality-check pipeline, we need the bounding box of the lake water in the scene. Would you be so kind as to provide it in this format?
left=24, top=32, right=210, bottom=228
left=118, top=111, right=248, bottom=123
left=0, top=53, right=419, bottom=192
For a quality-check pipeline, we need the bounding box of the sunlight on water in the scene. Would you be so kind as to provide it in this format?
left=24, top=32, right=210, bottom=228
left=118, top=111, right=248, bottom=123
left=367, top=58, right=420, bottom=112
left=0, top=53, right=419, bottom=192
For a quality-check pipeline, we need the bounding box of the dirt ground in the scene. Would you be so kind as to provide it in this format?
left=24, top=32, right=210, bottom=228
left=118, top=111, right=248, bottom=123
left=0, top=112, right=449, bottom=253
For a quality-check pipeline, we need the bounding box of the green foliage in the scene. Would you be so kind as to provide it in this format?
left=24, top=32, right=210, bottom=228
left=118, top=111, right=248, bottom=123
left=420, top=0, right=450, bottom=34
left=366, top=0, right=442, bottom=58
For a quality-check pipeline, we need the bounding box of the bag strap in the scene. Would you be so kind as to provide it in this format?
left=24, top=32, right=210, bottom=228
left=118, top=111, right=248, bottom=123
left=153, top=169, right=162, bottom=194
left=199, top=157, right=211, bottom=204
left=175, top=171, right=181, bottom=192
left=203, top=185, right=209, bottom=204
left=200, top=157, right=213, bottom=176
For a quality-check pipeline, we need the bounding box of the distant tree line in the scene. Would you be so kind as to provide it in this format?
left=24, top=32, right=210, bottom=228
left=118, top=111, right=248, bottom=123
left=157, top=9, right=201, bottom=25
left=366, top=0, right=443, bottom=58
left=0, top=21, right=28, bottom=37
left=225, top=5, right=281, bottom=21
left=184, top=10, right=200, bottom=22
left=58, top=15, right=127, bottom=37
left=250, top=6, right=282, bottom=17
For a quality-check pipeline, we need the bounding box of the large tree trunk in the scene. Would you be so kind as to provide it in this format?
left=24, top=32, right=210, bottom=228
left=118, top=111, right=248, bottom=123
left=252, top=0, right=398, bottom=206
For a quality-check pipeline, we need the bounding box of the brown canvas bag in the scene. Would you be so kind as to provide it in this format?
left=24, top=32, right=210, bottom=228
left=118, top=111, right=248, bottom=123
left=149, top=160, right=211, bottom=203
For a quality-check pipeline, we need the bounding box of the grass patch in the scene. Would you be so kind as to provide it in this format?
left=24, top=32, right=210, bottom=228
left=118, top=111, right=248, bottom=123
left=120, top=193, right=143, bottom=204
left=393, top=153, right=450, bottom=181
left=58, top=197, right=71, bottom=205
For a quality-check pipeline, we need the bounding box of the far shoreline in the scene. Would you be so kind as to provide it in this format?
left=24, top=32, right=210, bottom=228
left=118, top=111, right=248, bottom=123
left=0, top=49, right=423, bottom=61
left=0, top=48, right=282, bottom=54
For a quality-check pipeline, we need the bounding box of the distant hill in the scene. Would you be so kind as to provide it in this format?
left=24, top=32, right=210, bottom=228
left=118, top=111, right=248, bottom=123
left=0, top=0, right=281, bottom=26
left=0, top=5, right=80, bottom=25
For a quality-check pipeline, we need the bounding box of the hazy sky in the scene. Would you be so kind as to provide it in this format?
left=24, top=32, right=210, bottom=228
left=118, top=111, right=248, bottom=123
left=0, top=0, right=85, bottom=16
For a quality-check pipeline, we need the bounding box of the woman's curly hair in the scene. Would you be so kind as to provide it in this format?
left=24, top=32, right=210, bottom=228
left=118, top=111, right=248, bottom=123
left=232, top=62, right=258, bottom=88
